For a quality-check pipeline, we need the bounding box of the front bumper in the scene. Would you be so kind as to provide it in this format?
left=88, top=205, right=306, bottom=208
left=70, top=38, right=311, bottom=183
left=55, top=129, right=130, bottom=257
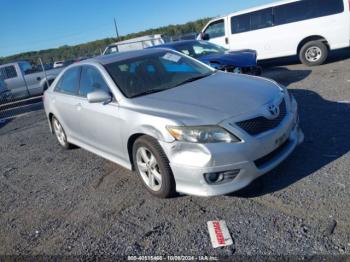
left=159, top=97, right=304, bottom=197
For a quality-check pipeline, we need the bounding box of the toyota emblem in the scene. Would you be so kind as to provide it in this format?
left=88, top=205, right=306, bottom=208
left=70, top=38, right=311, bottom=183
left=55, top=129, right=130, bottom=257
left=268, top=104, right=280, bottom=118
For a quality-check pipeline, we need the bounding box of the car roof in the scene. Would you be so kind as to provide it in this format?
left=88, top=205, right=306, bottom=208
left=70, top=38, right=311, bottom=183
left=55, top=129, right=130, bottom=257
left=85, top=48, right=170, bottom=65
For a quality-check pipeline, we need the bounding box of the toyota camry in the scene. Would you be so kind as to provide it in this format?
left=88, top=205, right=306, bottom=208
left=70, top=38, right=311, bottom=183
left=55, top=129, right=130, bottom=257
left=43, top=48, right=304, bottom=198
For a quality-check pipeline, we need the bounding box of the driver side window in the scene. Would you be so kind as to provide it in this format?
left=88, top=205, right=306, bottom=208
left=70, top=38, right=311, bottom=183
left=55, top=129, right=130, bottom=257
left=204, top=19, right=225, bottom=39
left=79, top=66, right=111, bottom=97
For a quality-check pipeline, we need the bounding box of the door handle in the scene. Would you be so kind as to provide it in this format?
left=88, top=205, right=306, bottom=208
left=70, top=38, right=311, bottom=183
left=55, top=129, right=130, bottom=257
left=36, top=77, right=41, bottom=81
left=225, top=37, right=229, bottom=45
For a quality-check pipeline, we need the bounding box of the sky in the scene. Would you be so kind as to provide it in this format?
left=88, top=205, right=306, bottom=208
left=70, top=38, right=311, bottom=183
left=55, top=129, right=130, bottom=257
left=0, top=0, right=278, bottom=57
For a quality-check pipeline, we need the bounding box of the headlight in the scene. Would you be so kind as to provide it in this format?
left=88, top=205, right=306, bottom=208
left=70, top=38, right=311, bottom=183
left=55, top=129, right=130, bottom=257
left=280, top=84, right=292, bottom=104
left=166, top=125, right=241, bottom=143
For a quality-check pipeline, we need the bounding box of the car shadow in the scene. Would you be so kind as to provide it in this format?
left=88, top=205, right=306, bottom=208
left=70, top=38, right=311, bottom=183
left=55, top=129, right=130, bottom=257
left=262, top=67, right=312, bottom=87
left=231, top=88, right=350, bottom=198
left=259, top=47, right=350, bottom=68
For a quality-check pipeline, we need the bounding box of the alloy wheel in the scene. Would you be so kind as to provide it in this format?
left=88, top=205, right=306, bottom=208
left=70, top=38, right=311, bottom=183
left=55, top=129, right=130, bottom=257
left=136, top=147, right=162, bottom=192
left=53, top=118, right=67, bottom=146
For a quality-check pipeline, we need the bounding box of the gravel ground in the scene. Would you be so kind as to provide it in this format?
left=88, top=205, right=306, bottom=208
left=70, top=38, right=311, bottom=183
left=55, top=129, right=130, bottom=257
left=0, top=50, right=349, bottom=259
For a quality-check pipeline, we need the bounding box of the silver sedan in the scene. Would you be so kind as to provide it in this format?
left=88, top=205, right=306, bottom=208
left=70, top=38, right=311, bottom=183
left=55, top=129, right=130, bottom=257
left=43, top=48, right=304, bottom=198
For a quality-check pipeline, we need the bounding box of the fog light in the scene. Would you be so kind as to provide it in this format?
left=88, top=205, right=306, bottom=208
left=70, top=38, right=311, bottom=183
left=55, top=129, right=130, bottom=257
left=205, top=173, right=224, bottom=184
left=204, top=169, right=240, bottom=185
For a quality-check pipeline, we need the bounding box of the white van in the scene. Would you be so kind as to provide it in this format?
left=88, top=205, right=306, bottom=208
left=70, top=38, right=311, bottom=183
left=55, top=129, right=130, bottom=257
left=198, top=0, right=350, bottom=66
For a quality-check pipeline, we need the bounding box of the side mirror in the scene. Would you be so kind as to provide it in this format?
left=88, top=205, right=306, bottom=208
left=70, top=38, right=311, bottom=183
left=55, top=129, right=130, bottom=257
left=202, top=33, right=210, bottom=41
left=87, top=90, right=112, bottom=104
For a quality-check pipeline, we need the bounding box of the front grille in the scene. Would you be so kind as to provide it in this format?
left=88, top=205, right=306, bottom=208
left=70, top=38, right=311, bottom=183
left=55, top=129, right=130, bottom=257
left=254, top=139, right=290, bottom=169
left=236, top=99, right=287, bottom=135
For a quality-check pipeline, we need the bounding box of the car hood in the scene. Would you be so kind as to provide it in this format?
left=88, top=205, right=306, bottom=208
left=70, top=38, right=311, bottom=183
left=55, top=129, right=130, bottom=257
left=199, top=49, right=257, bottom=67
left=130, top=72, right=283, bottom=126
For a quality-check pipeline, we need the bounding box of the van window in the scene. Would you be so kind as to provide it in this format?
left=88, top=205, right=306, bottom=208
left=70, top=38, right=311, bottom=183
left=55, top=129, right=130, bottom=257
left=204, top=19, right=225, bottom=38
left=231, top=0, right=345, bottom=34
left=231, top=14, right=250, bottom=34
left=274, top=0, right=344, bottom=26
left=231, top=8, right=273, bottom=34
left=274, top=1, right=314, bottom=25
left=315, top=0, right=344, bottom=17
left=250, top=8, right=273, bottom=30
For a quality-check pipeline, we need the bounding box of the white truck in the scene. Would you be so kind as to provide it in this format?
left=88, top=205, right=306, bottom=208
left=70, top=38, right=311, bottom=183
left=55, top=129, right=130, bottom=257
left=0, top=61, right=62, bottom=103
left=103, top=34, right=166, bottom=55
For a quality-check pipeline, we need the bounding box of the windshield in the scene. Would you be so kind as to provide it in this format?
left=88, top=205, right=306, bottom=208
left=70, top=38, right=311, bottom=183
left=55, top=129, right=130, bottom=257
left=174, top=41, right=228, bottom=58
left=105, top=50, right=214, bottom=98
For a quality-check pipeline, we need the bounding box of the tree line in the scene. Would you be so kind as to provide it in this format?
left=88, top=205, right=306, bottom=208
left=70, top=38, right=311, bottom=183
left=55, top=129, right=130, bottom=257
left=0, top=18, right=211, bottom=65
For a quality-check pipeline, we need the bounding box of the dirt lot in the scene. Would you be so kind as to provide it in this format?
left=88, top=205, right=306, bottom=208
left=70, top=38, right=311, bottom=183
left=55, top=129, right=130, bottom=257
left=0, top=50, right=350, bottom=258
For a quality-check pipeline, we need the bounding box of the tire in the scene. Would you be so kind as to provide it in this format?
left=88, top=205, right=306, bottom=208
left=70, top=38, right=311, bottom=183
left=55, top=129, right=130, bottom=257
left=51, top=116, right=72, bottom=149
left=132, top=135, right=176, bottom=198
left=299, top=41, right=328, bottom=66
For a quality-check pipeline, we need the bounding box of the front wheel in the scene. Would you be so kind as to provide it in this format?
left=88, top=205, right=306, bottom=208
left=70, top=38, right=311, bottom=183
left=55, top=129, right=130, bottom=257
left=132, top=136, right=176, bottom=198
left=299, top=41, right=328, bottom=66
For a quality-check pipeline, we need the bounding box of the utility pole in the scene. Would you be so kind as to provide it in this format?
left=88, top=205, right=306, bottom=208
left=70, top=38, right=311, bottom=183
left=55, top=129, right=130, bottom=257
left=114, top=18, right=120, bottom=40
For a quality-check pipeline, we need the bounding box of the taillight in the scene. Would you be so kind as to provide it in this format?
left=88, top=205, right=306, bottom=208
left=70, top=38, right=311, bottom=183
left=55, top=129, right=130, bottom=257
left=348, top=0, right=350, bottom=11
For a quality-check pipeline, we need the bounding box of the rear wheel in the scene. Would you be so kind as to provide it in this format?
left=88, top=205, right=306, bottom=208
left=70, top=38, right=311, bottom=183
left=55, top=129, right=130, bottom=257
left=52, top=116, right=72, bottom=149
left=299, top=41, right=328, bottom=66
left=132, top=136, right=176, bottom=198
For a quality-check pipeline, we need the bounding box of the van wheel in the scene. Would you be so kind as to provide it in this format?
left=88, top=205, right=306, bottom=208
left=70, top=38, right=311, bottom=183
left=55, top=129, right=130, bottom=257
left=299, top=41, right=328, bottom=66
left=132, top=136, right=176, bottom=198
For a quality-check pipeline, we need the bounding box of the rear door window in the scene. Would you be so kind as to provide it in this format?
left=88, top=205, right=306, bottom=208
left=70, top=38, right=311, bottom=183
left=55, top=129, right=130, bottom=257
left=55, top=67, right=81, bottom=95
left=5, top=66, right=17, bottom=79
left=0, top=66, right=18, bottom=80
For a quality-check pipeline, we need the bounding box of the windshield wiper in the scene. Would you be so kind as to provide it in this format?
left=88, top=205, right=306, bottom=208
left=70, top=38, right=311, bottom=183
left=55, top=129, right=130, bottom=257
left=174, top=73, right=214, bottom=87
left=131, top=88, right=166, bottom=98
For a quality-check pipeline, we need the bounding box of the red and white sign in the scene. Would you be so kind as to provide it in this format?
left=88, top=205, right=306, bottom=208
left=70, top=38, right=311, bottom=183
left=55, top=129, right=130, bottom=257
left=207, top=220, right=233, bottom=248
